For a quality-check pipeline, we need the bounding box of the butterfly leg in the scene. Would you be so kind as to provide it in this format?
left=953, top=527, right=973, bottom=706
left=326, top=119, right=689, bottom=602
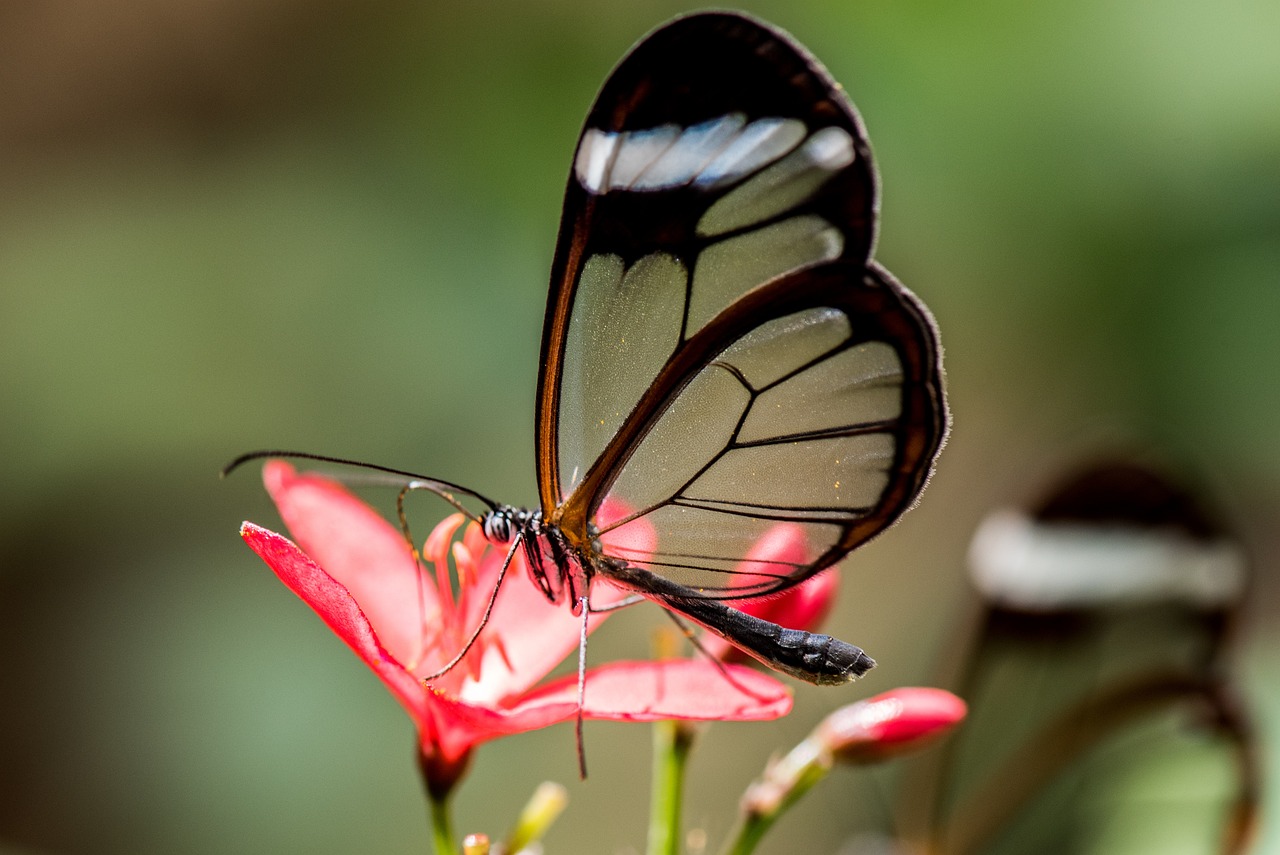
left=576, top=595, right=590, bottom=780
left=660, top=609, right=778, bottom=702
left=418, top=532, right=523, bottom=683
left=585, top=593, right=647, bottom=613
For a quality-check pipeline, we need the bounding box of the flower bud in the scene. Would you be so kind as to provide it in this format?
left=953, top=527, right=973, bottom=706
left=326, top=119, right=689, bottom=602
left=740, top=737, right=829, bottom=817
left=462, top=833, right=490, bottom=855
left=815, top=687, right=966, bottom=764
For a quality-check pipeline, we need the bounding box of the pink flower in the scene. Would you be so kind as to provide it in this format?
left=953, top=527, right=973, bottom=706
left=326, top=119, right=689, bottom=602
left=814, top=687, right=967, bottom=763
left=700, top=522, right=840, bottom=663
left=240, top=462, right=791, bottom=794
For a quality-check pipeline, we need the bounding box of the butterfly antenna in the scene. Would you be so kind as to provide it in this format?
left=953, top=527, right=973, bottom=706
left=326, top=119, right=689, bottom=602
left=221, top=449, right=500, bottom=520
left=418, top=532, right=522, bottom=682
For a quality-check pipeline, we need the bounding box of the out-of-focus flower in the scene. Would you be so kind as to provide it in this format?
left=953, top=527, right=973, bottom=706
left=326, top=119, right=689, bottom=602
left=701, top=522, right=840, bottom=663
left=240, top=462, right=791, bottom=795
left=461, top=833, right=490, bottom=855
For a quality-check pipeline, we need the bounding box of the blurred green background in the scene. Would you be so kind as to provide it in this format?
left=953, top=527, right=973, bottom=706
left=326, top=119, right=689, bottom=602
left=2, top=0, right=1278, bottom=852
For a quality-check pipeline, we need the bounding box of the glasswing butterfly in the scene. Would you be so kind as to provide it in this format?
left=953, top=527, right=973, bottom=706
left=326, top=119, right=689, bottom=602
left=228, top=11, right=946, bottom=706
left=898, top=460, right=1256, bottom=854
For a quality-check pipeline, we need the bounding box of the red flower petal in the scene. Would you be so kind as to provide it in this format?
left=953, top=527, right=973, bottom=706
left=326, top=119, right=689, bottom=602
left=418, top=690, right=579, bottom=762
left=261, top=462, right=432, bottom=670
left=240, top=523, right=428, bottom=726
left=456, top=555, right=618, bottom=705
left=517, top=659, right=793, bottom=721
left=416, top=661, right=790, bottom=761
left=746, top=569, right=839, bottom=632
left=738, top=523, right=811, bottom=587
left=242, top=466, right=792, bottom=786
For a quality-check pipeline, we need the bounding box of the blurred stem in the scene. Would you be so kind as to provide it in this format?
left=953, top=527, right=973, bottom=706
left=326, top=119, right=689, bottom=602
left=719, top=739, right=831, bottom=855
left=942, top=671, right=1220, bottom=855
left=1212, top=679, right=1262, bottom=855
left=647, top=718, right=696, bottom=855
left=721, top=813, right=771, bottom=855
left=896, top=600, right=991, bottom=847
left=504, top=781, right=569, bottom=854
left=428, top=792, right=457, bottom=855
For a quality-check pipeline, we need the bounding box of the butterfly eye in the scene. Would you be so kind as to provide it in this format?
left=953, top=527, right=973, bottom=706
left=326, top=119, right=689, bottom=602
left=482, top=511, right=514, bottom=544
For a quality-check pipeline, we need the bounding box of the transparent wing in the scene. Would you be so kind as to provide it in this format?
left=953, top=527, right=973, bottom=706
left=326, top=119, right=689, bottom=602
left=537, top=11, right=877, bottom=512
left=591, top=262, right=945, bottom=596
left=535, top=12, right=945, bottom=597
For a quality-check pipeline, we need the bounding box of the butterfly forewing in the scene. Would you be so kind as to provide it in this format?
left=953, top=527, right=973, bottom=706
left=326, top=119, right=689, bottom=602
left=539, top=13, right=877, bottom=507
left=536, top=12, right=944, bottom=600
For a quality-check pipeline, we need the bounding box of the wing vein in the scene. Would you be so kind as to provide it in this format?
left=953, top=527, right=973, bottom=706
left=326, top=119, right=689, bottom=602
left=730, top=418, right=901, bottom=448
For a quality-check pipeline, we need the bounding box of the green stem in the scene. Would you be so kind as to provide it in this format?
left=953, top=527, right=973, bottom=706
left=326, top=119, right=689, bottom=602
left=428, top=791, right=457, bottom=855
left=647, top=719, right=697, bottom=855
left=721, top=814, right=770, bottom=855
left=718, top=739, right=831, bottom=855
left=504, top=781, right=569, bottom=854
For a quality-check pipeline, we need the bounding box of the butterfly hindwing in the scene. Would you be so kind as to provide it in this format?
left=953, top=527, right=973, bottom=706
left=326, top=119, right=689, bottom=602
left=591, top=261, right=944, bottom=597
left=536, top=11, right=945, bottom=599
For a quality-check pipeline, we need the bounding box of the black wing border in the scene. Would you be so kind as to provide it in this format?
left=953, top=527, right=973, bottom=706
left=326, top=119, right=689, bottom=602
left=535, top=11, right=880, bottom=525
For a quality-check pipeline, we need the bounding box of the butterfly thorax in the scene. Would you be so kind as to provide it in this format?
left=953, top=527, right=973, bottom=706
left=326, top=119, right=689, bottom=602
left=481, top=505, right=596, bottom=613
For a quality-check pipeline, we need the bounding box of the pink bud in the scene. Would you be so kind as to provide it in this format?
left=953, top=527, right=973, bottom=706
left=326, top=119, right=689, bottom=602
left=815, top=687, right=966, bottom=764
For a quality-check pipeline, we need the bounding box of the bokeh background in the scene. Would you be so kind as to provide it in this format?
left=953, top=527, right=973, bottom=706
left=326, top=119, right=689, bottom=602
left=2, top=0, right=1278, bottom=852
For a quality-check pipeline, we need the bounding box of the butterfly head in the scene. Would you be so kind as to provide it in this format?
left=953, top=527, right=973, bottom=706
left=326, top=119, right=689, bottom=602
left=481, top=505, right=530, bottom=545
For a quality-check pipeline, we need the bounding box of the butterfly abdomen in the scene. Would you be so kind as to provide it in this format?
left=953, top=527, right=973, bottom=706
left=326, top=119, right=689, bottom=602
left=775, top=627, right=877, bottom=686
left=727, top=618, right=875, bottom=685
left=600, top=558, right=874, bottom=684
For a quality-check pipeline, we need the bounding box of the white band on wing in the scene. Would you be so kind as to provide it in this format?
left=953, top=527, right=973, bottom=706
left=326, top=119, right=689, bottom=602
left=575, top=114, right=813, bottom=194
left=967, top=509, right=1246, bottom=610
